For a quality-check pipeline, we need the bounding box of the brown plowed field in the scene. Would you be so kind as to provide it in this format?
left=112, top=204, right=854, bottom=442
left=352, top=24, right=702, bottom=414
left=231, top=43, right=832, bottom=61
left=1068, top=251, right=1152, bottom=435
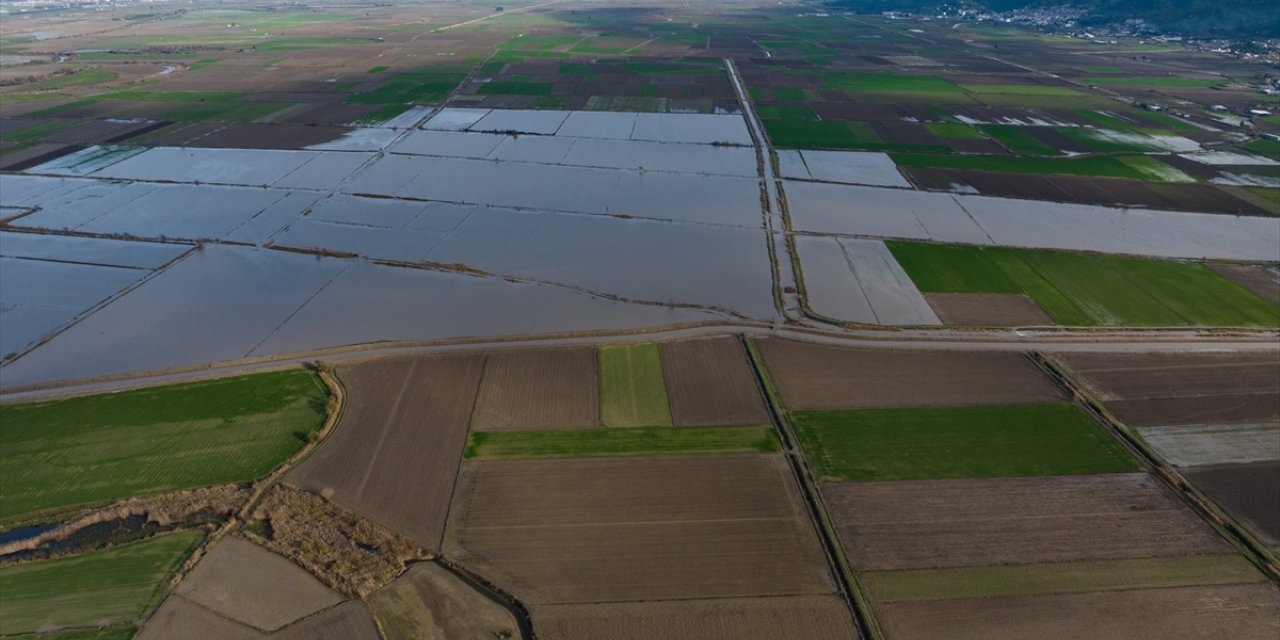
left=1054, top=351, right=1280, bottom=427
left=1209, top=263, right=1280, bottom=306
left=755, top=338, right=1063, bottom=410
left=183, top=123, right=353, bottom=149
left=874, top=583, right=1280, bottom=640
left=444, top=454, right=834, bottom=604
left=824, top=474, right=1227, bottom=570
left=138, top=597, right=262, bottom=640
left=471, top=348, right=599, bottom=431
left=1185, top=462, right=1280, bottom=547
left=531, top=595, right=857, bottom=640
left=658, top=338, right=770, bottom=427
left=274, top=601, right=381, bottom=640
left=287, top=354, right=485, bottom=548
left=175, top=536, right=342, bottom=631
left=925, top=293, right=1054, bottom=326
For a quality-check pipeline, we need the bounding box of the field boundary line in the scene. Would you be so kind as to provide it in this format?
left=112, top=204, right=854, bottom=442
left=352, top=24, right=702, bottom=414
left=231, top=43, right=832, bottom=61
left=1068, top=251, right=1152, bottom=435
left=741, top=335, right=881, bottom=640
left=1030, top=353, right=1280, bottom=583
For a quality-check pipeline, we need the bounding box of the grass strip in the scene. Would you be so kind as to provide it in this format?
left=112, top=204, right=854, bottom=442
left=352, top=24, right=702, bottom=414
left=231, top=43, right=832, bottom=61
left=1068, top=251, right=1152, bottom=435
left=599, top=344, right=672, bottom=428
left=465, top=425, right=778, bottom=459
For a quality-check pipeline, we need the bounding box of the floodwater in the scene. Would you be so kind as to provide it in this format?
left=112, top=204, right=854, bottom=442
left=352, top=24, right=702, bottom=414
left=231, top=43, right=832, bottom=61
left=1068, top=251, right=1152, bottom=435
left=796, top=236, right=939, bottom=325
left=0, top=246, right=723, bottom=387
left=786, top=181, right=1280, bottom=262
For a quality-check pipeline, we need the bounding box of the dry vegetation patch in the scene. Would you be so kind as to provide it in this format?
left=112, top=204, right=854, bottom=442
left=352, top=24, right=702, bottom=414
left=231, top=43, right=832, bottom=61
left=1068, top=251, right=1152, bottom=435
left=755, top=338, right=1063, bottom=410
left=245, top=485, right=423, bottom=597
left=444, top=454, right=834, bottom=603
left=287, top=354, right=484, bottom=548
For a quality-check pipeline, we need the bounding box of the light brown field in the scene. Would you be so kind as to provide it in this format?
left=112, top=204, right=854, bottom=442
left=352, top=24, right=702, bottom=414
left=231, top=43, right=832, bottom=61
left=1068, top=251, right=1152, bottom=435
left=658, top=338, right=770, bottom=427
left=1209, top=263, right=1280, bottom=306
left=531, top=595, right=857, bottom=640
left=368, top=562, right=518, bottom=640
left=824, top=473, right=1227, bottom=571
left=755, top=338, right=1064, bottom=410
left=1054, top=351, right=1280, bottom=427
left=471, top=348, right=599, bottom=431
left=138, top=598, right=380, bottom=640
left=1185, top=462, right=1280, bottom=547
left=925, top=293, right=1054, bottom=326
left=286, top=353, right=484, bottom=549
left=873, top=583, right=1280, bottom=640
left=175, top=536, right=341, bottom=631
left=444, top=454, right=834, bottom=604
left=137, top=596, right=262, bottom=640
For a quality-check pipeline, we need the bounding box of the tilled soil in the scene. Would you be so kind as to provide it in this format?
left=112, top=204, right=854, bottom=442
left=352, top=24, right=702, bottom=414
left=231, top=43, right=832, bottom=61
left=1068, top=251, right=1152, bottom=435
left=1054, top=351, right=1280, bottom=427
left=286, top=353, right=485, bottom=548
left=925, top=293, right=1054, bottom=326
left=658, top=338, right=771, bottom=427
left=873, top=583, right=1280, bottom=640
left=824, top=473, right=1228, bottom=570
left=1184, top=461, right=1280, bottom=547
left=471, top=348, right=600, bottom=431
left=175, top=536, right=342, bottom=631
left=444, top=454, right=835, bottom=604
left=531, top=595, right=858, bottom=640
left=755, top=338, right=1064, bottom=410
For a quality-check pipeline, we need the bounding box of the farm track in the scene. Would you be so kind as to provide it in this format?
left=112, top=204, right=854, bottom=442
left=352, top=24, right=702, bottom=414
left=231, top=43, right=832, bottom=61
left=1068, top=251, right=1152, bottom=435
left=741, top=336, right=877, bottom=640
left=3, top=322, right=1277, bottom=402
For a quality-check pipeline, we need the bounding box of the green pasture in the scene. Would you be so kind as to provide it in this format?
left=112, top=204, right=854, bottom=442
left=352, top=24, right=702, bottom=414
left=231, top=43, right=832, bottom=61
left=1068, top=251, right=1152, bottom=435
left=979, top=124, right=1060, bottom=156
left=0, top=531, right=200, bottom=636
left=465, top=426, right=779, bottom=459
left=791, top=403, right=1139, bottom=482
left=887, top=242, right=1280, bottom=327
left=0, top=370, right=328, bottom=523
left=599, top=344, right=672, bottom=428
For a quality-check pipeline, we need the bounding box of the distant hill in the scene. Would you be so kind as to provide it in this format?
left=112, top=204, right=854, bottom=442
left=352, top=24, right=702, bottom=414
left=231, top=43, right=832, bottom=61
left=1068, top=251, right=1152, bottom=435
left=829, top=0, right=1280, bottom=39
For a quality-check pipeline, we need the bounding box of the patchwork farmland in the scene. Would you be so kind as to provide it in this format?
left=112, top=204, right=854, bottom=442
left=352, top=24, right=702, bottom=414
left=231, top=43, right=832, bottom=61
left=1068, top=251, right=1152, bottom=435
left=3, top=0, right=1279, bottom=637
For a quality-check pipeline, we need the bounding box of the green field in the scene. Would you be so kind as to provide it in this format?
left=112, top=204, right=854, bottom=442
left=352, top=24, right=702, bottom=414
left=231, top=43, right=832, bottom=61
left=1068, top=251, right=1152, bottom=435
left=476, top=81, right=554, bottom=96
left=888, top=242, right=1279, bottom=327
left=962, top=84, right=1082, bottom=96
left=862, top=555, right=1263, bottom=602
left=764, top=118, right=946, bottom=152
left=979, top=124, right=1061, bottom=156
left=821, top=72, right=962, bottom=95
left=890, top=152, right=1184, bottom=181
left=465, top=426, right=779, bottom=459
left=925, top=122, right=985, bottom=140
left=1244, top=138, right=1280, bottom=160
left=0, top=531, right=200, bottom=636
left=1081, top=76, right=1222, bottom=88
left=599, top=344, right=672, bottom=428
left=347, top=67, right=469, bottom=104
left=0, top=370, right=329, bottom=523
left=791, top=403, right=1139, bottom=482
